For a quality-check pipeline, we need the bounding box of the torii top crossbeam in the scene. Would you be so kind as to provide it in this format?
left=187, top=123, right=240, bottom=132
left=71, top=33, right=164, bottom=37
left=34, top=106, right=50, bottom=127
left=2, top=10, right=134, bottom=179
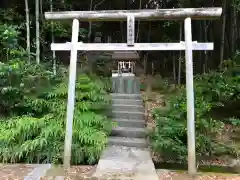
left=45, top=8, right=222, bottom=21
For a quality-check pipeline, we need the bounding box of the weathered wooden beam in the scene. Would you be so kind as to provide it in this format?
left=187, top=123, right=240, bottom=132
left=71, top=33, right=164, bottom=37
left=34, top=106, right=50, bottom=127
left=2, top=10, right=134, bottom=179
left=45, top=8, right=222, bottom=21
left=51, top=42, right=214, bottom=51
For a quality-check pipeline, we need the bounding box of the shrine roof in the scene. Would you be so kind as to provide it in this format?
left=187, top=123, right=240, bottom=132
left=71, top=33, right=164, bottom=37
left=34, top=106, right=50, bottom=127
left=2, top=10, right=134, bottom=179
left=112, top=51, right=139, bottom=60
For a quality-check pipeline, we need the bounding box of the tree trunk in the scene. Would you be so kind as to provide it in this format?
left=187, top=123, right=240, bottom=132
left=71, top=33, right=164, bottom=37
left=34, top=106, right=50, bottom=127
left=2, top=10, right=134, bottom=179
left=120, top=22, right=124, bottom=42
left=231, top=2, right=237, bottom=56
left=144, top=21, right=151, bottom=75
left=219, top=0, right=227, bottom=69
left=88, top=0, right=93, bottom=43
left=40, top=0, right=44, bottom=21
left=151, top=61, right=154, bottom=75
left=173, top=53, right=176, bottom=84
left=35, top=0, right=40, bottom=64
left=50, top=0, right=56, bottom=75
left=199, top=21, right=203, bottom=73
left=25, top=0, right=31, bottom=63
left=136, top=0, right=141, bottom=42
left=144, top=54, right=147, bottom=75
left=178, top=22, right=182, bottom=85
left=203, top=20, right=208, bottom=73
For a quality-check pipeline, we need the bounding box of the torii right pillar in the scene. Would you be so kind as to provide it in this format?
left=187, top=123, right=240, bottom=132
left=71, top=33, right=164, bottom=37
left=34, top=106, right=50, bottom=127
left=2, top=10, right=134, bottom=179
left=184, top=17, right=196, bottom=175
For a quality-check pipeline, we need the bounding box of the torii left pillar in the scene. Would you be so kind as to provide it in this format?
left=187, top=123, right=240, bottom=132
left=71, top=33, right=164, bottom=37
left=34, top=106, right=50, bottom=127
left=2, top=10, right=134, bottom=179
left=63, top=19, right=79, bottom=168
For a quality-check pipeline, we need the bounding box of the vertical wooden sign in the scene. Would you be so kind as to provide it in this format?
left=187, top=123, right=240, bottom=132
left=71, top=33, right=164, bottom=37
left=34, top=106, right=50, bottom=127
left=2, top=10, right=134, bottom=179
left=127, top=15, right=135, bottom=46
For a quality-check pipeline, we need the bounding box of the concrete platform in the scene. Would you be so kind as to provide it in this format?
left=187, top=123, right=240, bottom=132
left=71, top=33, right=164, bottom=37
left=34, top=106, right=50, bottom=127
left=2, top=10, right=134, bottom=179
left=93, top=146, right=158, bottom=180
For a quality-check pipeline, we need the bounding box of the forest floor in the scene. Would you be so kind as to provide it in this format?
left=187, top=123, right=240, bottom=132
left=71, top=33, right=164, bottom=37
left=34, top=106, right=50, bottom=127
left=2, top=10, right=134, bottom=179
left=41, top=166, right=240, bottom=180
left=0, top=164, right=37, bottom=180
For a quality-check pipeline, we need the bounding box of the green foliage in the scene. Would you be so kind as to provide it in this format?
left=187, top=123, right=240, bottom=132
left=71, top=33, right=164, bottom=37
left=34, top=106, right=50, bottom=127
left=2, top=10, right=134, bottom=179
left=150, top=71, right=240, bottom=162
left=228, top=117, right=240, bottom=126
left=0, top=22, right=112, bottom=165
left=42, top=21, right=88, bottom=39
left=0, top=71, right=112, bottom=164
left=92, top=54, right=112, bottom=77
left=0, top=60, right=56, bottom=116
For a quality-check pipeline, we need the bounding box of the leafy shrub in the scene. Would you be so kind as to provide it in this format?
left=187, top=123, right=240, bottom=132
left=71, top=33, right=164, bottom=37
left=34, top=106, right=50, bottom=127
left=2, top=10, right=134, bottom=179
left=150, top=71, right=240, bottom=162
left=92, top=54, right=112, bottom=77
left=228, top=117, right=240, bottom=126
left=0, top=73, right=112, bottom=164
left=0, top=22, right=112, bottom=165
left=0, top=60, right=56, bottom=116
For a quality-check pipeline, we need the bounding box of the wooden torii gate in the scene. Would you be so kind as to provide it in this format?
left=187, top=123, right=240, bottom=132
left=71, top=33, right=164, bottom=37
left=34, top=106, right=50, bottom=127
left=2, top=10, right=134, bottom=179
left=44, top=8, right=222, bottom=175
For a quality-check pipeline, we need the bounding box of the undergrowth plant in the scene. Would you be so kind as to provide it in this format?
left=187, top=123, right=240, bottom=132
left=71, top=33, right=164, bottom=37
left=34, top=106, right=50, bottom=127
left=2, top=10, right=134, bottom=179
left=0, top=22, right=112, bottom=165
left=0, top=73, right=112, bottom=164
left=150, top=71, right=240, bottom=162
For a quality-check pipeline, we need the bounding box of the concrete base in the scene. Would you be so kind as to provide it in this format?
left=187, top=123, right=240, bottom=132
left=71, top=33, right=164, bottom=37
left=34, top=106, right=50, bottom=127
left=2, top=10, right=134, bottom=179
left=94, top=146, right=158, bottom=180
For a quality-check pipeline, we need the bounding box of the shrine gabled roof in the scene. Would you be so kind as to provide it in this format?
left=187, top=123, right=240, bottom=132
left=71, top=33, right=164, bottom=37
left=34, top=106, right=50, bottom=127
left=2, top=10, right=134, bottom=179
left=112, top=51, right=139, bottom=60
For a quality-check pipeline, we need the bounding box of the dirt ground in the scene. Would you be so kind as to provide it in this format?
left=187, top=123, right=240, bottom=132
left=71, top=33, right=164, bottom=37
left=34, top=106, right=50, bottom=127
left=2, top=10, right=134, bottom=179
left=41, top=166, right=240, bottom=180
left=0, top=163, right=239, bottom=179
left=157, top=170, right=240, bottom=180
left=41, top=165, right=96, bottom=179
left=0, top=164, right=37, bottom=180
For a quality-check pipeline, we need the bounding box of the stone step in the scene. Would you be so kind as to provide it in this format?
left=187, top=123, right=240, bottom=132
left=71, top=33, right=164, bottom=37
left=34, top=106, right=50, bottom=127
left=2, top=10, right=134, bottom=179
left=94, top=146, right=159, bottom=180
left=112, top=99, right=143, bottom=106
left=112, top=104, right=145, bottom=112
left=113, top=118, right=145, bottom=128
left=112, top=110, right=145, bottom=120
left=111, top=126, right=146, bottom=138
left=111, top=93, right=142, bottom=100
left=108, top=137, right=148, bottom=148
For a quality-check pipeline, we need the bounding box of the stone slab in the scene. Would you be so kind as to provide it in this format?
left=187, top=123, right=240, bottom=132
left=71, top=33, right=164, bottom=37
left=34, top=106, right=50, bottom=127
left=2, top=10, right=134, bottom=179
left=108, top=137, right=148, bottom=148
left=94, top=146, right=158, bottom=180
left=24, top=164, right=52, bottom=180
left=112, top=99, right=143, bottom=106
left=111, top=93, right=142, bottom=100
left=112, top=127, right=146, bottom=138
left=112, top=104, right=144, bottom=112
left=112, top=110, right=145, bottom=120
left=112, top=118, right=145, bottom=128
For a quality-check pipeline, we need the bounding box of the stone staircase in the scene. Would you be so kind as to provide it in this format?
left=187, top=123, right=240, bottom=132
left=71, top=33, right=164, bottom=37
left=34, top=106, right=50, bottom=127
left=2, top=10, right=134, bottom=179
left=94, top=77, right=158, bottom=179
left=109, top=93, right=147, bottom=148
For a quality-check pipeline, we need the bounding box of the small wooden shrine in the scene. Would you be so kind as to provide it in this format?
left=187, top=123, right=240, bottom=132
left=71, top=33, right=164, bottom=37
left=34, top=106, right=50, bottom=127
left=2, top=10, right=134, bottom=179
left=111, top=51, right=139, bottom=77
